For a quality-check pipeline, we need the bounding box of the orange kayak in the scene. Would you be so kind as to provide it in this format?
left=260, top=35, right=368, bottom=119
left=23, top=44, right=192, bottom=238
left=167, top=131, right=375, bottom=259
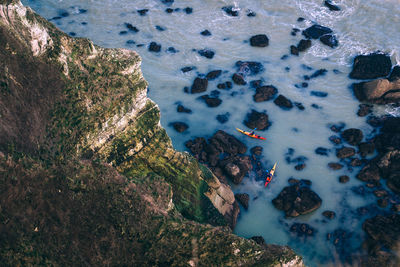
left=264, top=163, right=277, bottom=187
left=236, top=128, right=266, bottom=140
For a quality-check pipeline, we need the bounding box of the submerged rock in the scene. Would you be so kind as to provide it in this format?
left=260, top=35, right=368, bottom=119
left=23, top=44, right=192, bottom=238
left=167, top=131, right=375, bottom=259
left=274, top=94, right=293, bottom=109
left=290, top=223, right=316, bottom=237
left=322, top=210, right=336, bottom=219
left=339, top=175, right=350, bottom=183
left=357, top=104, right=373, bottom=117
left=148, top=41, right=161, bottom=52
left=243, top=110, right=271, bottom=130
left=206, top=70, right=222, bottom=80
left=221, top=6, right=239, bottom=16
left=177, top=104, right=192, bottom=113
left=320, top=34, right=339, bottom=48
left=235, top=61, right=264, bottom=76
left=341, top=128, right=364, bottom=146
left=170, top=121, right=189, bottom=132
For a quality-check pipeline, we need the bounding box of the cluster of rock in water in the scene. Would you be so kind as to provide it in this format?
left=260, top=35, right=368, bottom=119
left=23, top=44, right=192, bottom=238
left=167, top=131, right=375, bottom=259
left=178, top=29, right=400, bottom=267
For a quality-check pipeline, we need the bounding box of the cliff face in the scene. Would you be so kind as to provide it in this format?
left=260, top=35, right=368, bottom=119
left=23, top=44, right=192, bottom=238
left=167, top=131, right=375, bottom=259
left=0, top=1, right=303, bottom=266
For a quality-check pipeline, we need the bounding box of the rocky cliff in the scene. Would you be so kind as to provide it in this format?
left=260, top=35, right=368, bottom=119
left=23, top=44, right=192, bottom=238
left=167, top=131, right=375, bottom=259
left=0, top=1, right=303, bottom=266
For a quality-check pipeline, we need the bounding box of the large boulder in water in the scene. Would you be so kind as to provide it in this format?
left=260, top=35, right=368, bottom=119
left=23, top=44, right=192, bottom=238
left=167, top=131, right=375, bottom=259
left=249, top=34, right=269, bottom=47
left=353, top=78, right=400, bottom=104
left=341, top=128, right=364, bottom=146
left=243, top=109, right=270, bottom=130
left=191, top=77, right=208, bottom=93
left=274, top=94, right=293, bottom=109
left=253, top=85, right=277, bottom=102
left=302, top=24, right=332, bottom=39
left=272, top=180, right=322, bottom=217
left=349, top=53, right=392, bottom=80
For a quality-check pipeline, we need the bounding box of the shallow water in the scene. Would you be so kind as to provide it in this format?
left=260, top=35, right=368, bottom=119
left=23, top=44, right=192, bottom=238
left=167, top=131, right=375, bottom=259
left=22, top=0, right=400, bottom=265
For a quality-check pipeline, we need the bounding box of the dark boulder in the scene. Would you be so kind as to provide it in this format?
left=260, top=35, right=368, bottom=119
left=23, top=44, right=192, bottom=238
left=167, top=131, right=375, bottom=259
left=319, top=34, right=339, bottom=48
left=177, top=104, right=192, bottom=113
left=339, top=175, right=350, bottom=183
left=349, top=53, right=392, bottom=80
left=304, top=69, right=328, bottom=80
left=148, top=42, right=161, bottom=52
left=322, top=210, right=336, bottom=219
left=311, top=91, right=328, bottom=97
left=206, top=70, right=222, bottom=80
left=217, top=81, right=232, bottom=90
left=302, top=24, right=333, bottom=39
left=357, top=163, right=380, bottom=182
left=137, top=9, right=149, bottom=16
left=297, top=39, right=312, bottom=52
left=329, top=135, right=342, bottom=145
left=235, top=61, right=264, bottom=76
left=358, top=142, right=375, bottom=157
left=336, top=147, right=356, bottom=159
left=220, top=156, right=252, bottom=184
left=232, top=73, right=246, bottom=85
left=329, top=122, right=346, bottom=133
left=222, top=6, right=238, bottom=16
left=198, top=49, right=215, bottom=59
left=388, top=65, right=400, bottom=81
left=183, top=7, right=193, bottom=14
left=200, top=29, right=212, bottom=36
left=290, top=45, right=299, bottom=56
left=249, top=34, right=269, bottom=47
left=243, top=110, right=270, bottom=131
left=342, top=128, right=363, bottom=145
left=250, top=146, right=263, bottom=156
left=324, top=0, right=341, bottom=11
left=191, top=77, right=208, bottom=93
left=181, top=66, right=195, bottom=73
left=290, top=223, right=316, bottom=237
left=216, top=113, right=230, bottom=124
left=357, top=104, right=373, bottom=117
left=201, top=95, right=222, bottom=107
left=328, top=162, right=344, bottom=170
left=253, top=85, right=278, bottom=102
left=315, top=147, right=330, bottom=156
left=170, top=122, right=188, bottom=133
left=235, top=193, right=250, bottom=210
left=272, top=181, right=322, bottom=217
left=274, top=94, right=293, bottom=109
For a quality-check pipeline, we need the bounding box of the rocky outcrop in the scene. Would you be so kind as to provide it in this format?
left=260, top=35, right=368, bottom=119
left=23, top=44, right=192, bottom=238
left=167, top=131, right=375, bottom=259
left=0, top=1, right=303, bottom=265
left=353, top=78, right=400, bottom=104
left=349, top=53, right=392, bottom=80
left=272, top=180, right=322, bottom=217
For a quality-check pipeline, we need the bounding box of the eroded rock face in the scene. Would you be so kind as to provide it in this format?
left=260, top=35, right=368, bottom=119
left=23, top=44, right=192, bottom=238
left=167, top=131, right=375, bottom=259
left=353, top=78, right=400, bottom=104
left=272, top=180, right=322, bottom=217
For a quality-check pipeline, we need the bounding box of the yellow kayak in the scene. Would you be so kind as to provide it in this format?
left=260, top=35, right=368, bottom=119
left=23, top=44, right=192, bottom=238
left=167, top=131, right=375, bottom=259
left=264, top=162, right=277, bottom=187
left=236, top=128, right=266, bottom=140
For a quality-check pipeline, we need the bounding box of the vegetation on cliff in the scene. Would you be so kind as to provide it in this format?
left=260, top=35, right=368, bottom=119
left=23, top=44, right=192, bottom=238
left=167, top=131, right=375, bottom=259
left=0, top=1, right=302, bottom=265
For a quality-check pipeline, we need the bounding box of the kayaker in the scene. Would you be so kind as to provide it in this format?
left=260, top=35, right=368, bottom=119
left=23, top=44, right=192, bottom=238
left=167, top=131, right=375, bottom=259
left=249, top=128, right=257, bottom=135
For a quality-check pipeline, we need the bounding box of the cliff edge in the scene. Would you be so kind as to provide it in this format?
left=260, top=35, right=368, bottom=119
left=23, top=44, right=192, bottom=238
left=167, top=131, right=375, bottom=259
left=0, top=1, right=303, bottom=266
